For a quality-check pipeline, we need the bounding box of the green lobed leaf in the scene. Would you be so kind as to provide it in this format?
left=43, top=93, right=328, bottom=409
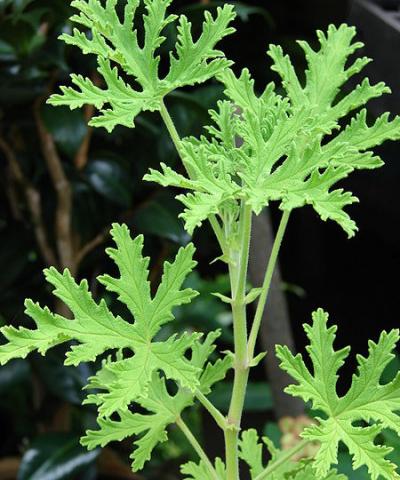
left=48, top=0, right=236, bottom=131
left=0, top=224, right=200, bottom=418
left=82, top=330, right=231, bottom=470
left=146, top=24, right=400, bottom=236
left=239, top=429, right=264, bottom=478
left=276, top=308, right=400, bottom=480
left=289, top=464, right=348, bottom=480
left=181, top=457, right=226, bottom=480
left=238, top=429, right=346, bottom=480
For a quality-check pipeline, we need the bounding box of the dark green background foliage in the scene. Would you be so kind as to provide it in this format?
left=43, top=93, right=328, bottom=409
left=1, top=0, right=399, bottom=479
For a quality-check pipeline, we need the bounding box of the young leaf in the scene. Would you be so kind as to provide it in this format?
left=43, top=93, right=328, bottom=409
left=165, top=6, right=236, bottom=88
left=289, top=464, right=347, bottom=480
left=238, top=429, right=345, bottom=480
left=239, top=429, right=264, bottom=478
left=48, top=0, right=236, bottom=131
left=0, top=224, right=200, bottom=418
left=276, top=308, right=400, bottom=480
left=181, top=457, right=226, bottom=480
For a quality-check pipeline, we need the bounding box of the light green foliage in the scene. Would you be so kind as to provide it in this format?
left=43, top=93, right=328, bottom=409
left=239, top=429, right=266, bottom=478
left=146, top=24, right=400, bottom=236
left=0, top=225, right=201, bottom=417
left=1, top=1, right=399, bottom=478
left=0, top=224, right=231, bottom=470
left=48, top=0, right=236, bottom=131
left=0, top=225, right=231, bottom=465
left=289, top=464, right=347, bottom=480
left=277, top=309, right=400, bottom=480
left=181, top=457, right=226, bottom=480
left=238, top=428, right=347, bottom=480
left=82, top=330, right=231, bottom=470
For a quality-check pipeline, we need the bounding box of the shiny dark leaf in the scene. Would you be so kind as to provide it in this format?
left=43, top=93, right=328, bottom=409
left=85, top=156, right=133, bottom=207
left=18, top=433, right=99, bottom=480
left=0, top=358, right=30, bottom=394
left=181, top=1, right=274, bottom=25
left=33, top=349, right=95, bottom=405
left=0, top=38, right=16, bottom=61
left=209, top=381, right=273, bottom=413
left=41, top=104, right=87, bottom=159
left=132, top=191, right=189, bottom=245
left=0, top=227, right=33, bottom=291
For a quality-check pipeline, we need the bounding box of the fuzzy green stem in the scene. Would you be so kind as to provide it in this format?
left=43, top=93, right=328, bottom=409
left=195, top=390, right=227, bottom=430
left=247, top=209, right=290, bottom=361
left=225, top=202, right=253, bottom=480
left=176, top=416, right=219, bottom=480
left=254, top=439, right=310, bottom=480
left=160, top=100, right=184, bottom=158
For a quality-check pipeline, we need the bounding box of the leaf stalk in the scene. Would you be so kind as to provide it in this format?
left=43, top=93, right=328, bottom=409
left=176, top=416, right=219, bottom=480
left=247, top=209, right=290, bottom=361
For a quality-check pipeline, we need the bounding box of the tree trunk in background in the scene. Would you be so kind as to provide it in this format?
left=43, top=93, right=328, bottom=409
left=249, top=211, right=304, bottom=419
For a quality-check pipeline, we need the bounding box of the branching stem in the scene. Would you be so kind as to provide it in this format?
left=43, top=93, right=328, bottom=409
left=159, top=100, right=291, bottom=480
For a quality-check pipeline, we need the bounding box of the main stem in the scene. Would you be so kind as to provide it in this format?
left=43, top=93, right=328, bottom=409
left=225, top=203, right=253, bottom=480
left=159, top=102, right=291, bottom=479
left=159, top=101, right=227, bottom=475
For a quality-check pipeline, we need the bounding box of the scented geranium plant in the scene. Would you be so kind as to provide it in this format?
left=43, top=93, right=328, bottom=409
left=1, top=1, right=400, bottom=479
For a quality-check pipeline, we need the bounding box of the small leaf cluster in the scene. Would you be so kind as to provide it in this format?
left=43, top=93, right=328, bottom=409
left=239, top=428, right=346, bottom=480
left=146, top=25, right=400, bottom=237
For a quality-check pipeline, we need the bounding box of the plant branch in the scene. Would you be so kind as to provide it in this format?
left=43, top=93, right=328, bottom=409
left=195, top=390, right=227, bottom=431
left=209, top=215, right=228, bottom=256
left=159, top=100, right=184, bottom=159
left=254, top=438, right=311, bottom=480
left=34, top=98, right=75, bottom=273
left=249, top=210, right=304, bottom=418
left=0, top=136, right=57, bottom=267
left=247, top=209, right=290, bottom=361
left=176, top=416, right=219, bottom=480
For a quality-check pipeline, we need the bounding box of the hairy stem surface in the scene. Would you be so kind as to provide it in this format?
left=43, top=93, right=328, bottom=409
left=225, top=203, right=253, bottom=480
